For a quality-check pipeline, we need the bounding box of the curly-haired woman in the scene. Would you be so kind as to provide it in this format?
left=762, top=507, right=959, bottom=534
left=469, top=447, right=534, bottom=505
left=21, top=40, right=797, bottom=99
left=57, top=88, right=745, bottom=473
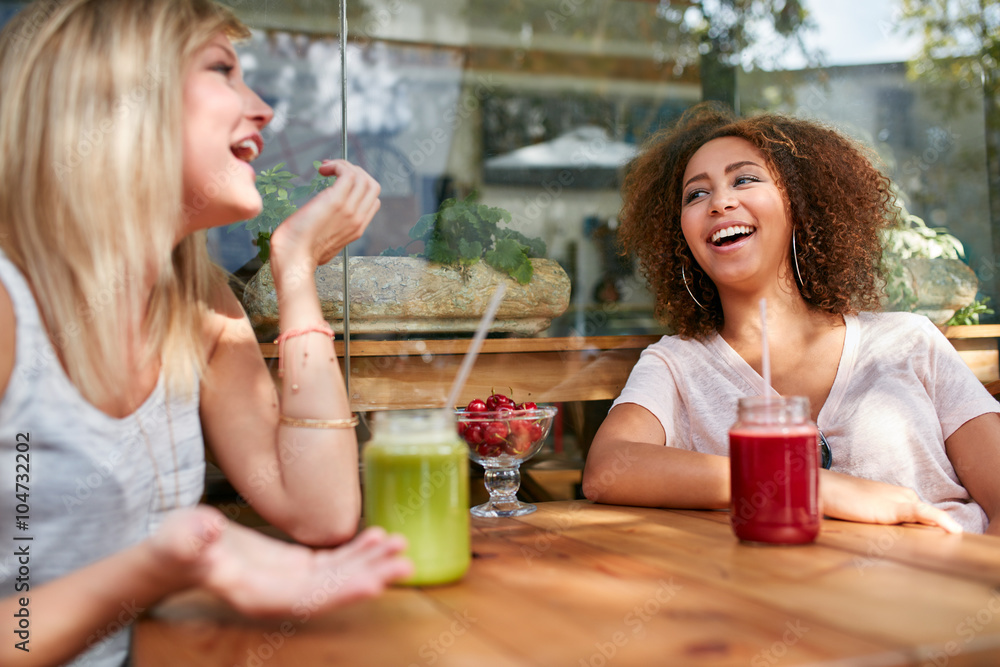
left=582, top=102, right=1000, bottom=536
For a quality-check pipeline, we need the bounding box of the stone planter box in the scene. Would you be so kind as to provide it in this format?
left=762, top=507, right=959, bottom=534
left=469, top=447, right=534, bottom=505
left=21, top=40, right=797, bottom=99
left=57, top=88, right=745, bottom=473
left=243, top=256, right=571, bottom=341
left=893, top=257, right=979, bottom=325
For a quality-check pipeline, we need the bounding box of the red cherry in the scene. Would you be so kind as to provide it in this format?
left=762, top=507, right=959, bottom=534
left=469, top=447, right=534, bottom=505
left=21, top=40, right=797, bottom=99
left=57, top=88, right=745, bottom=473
left=528, top=423, right=543, bottom=441
left=517, top=401, right=538, bottom=411
left=484, top=421, right=509, bottom=446
left=457, top=421, right=468, bottom=437
left=509, top=420, right=531, bottom=436
left=505, top=421, right=532, bottom=455
left=464, top=423, right=485, bottom=446
left=466, top=398, right=487, bottom=412
left=488, top=392, right=516, bottom=410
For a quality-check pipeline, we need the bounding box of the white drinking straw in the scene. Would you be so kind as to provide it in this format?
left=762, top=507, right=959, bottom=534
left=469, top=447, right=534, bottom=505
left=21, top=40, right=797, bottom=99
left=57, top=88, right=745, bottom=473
left=444, top=282, right=508, bottom=409
left=759, top=297, right=772, bottom=398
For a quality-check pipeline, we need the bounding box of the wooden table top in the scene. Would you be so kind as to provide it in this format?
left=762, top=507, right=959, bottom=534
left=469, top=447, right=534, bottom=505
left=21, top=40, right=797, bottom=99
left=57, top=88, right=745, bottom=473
left=134, top=500, right=1000, bottom=666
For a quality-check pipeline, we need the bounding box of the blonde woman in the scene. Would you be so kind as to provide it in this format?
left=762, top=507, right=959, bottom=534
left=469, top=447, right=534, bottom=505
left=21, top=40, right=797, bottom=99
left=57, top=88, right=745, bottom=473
left=0, top=1, right=413, bottom=665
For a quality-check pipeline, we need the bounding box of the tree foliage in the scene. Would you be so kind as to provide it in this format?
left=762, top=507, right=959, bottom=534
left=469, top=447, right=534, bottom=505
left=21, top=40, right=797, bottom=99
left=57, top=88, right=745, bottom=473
left=899, top=0, right=1000, bottom=106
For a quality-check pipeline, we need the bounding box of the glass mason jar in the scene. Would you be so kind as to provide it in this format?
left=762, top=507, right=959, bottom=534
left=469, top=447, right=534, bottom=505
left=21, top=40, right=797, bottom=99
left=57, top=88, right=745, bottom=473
left=729, top=396, right=820, bottom=545
left=362, top=409, right=470, bottom=585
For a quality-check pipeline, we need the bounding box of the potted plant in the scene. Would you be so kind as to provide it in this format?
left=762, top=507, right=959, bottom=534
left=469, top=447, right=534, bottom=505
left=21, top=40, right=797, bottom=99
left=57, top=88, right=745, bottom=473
left=881, top=190, right=985, bottom=325
left=241, top=178, right=570, bottom=341
left=379, top=193, right=548, bottom=284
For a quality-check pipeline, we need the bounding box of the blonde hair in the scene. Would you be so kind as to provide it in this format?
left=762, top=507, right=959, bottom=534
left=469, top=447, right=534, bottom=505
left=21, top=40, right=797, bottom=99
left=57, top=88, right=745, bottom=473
left=0, top=0, right=249, bottom=407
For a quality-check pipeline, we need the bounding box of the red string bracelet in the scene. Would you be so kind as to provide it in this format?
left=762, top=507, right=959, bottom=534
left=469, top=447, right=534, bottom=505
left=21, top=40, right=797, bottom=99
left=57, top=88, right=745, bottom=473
left=274, top=324, right=335, bottom=379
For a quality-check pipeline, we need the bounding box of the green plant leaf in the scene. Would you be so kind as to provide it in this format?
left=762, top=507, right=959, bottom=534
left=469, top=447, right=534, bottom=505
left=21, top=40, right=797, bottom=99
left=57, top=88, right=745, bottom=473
left=409, top=213, right=437, bottom=242
left=497, top=229, right=547, bottom=258
left=946, top=297, right=994, bottom=326
left=380, top=244, right=410, bottom=257
left=485, top=237, right=534, bottom=283
left=390, top=192, right=546, bottom=282
left=291, top=185, right=314, bottom=200
left=425, top=237, right=458, bottom=265
left=508, top=259, right=534, bottom=284
left=256, top=231, right=271, bottom=263
left=457, top=237, right=483, bottom=261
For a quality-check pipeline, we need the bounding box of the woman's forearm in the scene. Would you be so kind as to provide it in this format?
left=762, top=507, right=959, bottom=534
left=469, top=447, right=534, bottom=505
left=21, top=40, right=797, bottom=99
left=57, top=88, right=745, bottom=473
left=583, top=440, right=731, bottom=509
left=266, top=248, right=361, bottom=545
left=0, top=540, right=194, bottom=667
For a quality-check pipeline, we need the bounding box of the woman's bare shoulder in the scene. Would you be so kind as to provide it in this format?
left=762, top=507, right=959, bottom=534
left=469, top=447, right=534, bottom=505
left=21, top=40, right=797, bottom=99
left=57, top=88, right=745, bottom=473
left=0, top=279, right=15, bottom=400
left=202, top=281, right=255, bottom=361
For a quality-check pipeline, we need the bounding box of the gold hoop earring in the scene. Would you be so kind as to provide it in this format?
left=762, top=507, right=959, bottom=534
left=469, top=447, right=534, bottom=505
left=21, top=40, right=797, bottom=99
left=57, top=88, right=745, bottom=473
left=681, top=265, right=708, bottom=311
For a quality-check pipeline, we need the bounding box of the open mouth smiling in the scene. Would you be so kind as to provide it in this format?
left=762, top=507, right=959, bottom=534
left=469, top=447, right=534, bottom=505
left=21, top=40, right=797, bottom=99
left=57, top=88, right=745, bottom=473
left=710, top=225, right=756, bottom=247
left=231, top=136, right=262, bottom=163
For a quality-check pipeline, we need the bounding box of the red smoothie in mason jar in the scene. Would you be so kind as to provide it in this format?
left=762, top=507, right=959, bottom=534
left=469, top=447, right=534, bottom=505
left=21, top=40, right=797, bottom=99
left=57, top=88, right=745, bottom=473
left=729, top=398, right=820, bottom=545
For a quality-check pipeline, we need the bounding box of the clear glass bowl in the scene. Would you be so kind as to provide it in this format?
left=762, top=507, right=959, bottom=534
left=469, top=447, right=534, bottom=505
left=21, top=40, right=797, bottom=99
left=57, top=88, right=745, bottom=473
left=455, top=405, right=558, bottom=517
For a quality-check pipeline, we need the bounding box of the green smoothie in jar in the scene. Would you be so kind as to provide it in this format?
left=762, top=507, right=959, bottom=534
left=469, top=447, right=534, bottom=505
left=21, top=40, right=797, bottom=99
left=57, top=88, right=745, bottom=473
left=362, top=409, right=470, bottom=586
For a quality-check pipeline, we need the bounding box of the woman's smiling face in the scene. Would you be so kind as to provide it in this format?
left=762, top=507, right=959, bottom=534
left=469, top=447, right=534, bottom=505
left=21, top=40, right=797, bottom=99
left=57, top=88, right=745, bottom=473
left=180, top=32, right=273, bottom=236
left=679, top=136, right=793, bottom=293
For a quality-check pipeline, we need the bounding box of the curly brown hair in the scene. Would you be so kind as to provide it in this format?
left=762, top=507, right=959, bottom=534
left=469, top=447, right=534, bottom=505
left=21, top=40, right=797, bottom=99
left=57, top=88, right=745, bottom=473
left=618, top=101, right=897, bottom=339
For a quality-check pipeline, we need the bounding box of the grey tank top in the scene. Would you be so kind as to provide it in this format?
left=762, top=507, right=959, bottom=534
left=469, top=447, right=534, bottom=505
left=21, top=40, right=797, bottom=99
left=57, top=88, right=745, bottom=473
left=0, top=248, right=205, bottom=667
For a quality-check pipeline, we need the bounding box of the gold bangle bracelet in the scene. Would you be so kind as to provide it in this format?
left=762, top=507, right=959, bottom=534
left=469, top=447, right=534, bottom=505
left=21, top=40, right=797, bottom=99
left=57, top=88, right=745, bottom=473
left=279, top=414, right=359, bottom=429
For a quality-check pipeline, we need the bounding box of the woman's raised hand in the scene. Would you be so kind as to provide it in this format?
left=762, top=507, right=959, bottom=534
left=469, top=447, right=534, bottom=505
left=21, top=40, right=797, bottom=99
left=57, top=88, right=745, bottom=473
left=820, top=471, right=964, bottom=534
left=268, top=160, right=381, bottom=281
left=149, top=506, right=413, bottom=617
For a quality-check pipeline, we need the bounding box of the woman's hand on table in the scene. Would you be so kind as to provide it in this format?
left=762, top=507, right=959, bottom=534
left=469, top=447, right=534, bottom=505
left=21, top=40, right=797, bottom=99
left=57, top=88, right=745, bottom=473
left=150, top=506, right=413, bottom=616
left=820, top=470, right=964, bottom=534
left=268, top=160, right=381, bottom=285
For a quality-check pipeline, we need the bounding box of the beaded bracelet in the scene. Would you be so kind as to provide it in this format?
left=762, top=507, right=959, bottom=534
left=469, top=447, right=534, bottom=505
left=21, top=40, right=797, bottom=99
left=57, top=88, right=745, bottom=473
left=274, top=323, right=335, bottom=380
left=279, top=414, right=359, bottom=429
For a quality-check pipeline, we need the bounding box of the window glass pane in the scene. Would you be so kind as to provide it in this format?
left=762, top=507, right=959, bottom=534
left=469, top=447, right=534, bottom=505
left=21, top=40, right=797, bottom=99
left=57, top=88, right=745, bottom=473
left=215, top=0, right=998, bottom=458
left=7, top=0, right=982, bottom=455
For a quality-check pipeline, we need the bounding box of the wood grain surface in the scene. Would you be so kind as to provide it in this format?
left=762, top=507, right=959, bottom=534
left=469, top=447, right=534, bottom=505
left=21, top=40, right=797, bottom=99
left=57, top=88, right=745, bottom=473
left=134, top=501, right=1000, bottom=667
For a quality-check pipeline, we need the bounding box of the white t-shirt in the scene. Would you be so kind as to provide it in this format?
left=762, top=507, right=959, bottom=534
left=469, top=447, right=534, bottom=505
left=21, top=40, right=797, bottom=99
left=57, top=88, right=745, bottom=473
left=613, top=311, right=1000, bottom=533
